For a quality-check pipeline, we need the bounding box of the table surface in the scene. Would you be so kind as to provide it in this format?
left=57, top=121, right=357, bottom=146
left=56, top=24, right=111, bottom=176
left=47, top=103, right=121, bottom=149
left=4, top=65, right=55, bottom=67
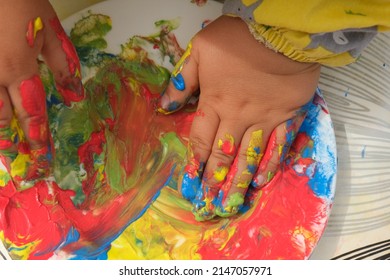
left=1, top=0, right=389, bottom=260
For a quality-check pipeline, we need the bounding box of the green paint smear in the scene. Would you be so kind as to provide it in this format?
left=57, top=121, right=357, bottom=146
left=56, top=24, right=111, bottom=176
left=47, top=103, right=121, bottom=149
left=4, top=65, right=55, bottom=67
left=214, top=192, right=245, bottom=218
left=39, top=14, right=185, bottom=209
left=0, top=169, right=11, bottom=187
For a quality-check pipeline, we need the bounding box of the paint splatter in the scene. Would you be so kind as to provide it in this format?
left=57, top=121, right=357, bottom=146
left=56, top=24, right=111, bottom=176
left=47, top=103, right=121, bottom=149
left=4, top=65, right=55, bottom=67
left=361, top=145, right=367, bottom=158
left=344, top=87, right=349, bottom=97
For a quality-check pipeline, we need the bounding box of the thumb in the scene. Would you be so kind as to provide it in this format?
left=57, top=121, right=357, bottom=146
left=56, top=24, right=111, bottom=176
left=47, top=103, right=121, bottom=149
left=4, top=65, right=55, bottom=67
left=157, top=40, right=200, bottom=114
left=41, top=17, right=84, bottom=107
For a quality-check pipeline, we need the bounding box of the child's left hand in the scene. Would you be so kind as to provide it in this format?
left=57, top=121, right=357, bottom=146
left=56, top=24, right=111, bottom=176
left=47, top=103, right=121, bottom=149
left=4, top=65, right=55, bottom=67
left=157, top=16, right=321, bottom=221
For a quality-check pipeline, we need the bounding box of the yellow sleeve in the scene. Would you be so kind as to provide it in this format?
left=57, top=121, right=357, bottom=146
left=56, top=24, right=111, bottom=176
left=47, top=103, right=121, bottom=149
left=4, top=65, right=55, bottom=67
left=223, top=0, right=390, bottom=67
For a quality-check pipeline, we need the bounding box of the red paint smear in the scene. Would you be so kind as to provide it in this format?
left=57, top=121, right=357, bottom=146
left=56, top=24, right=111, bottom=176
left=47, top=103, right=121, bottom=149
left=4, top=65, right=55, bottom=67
left=0, top=140, right=13, bottom=150
left=0, top=180, right=73, bottom=259
left=220, top=140, right=236, bottom=156
left=11, top=147, right=51, bottom=183
left=19, top=75, right=49, bottom=144
left=0, top=100, right=6, bottom=130
left=197, top=133, right=327, bottom=260
left=26, top=19, right=36, bottom=48
left=49, top=17, right=84, bottom=106
left=77, top=131, right=106, bottom=199
left=0, top=154, right=161, bottom=259
left=49, top=17, right=79, bottom=76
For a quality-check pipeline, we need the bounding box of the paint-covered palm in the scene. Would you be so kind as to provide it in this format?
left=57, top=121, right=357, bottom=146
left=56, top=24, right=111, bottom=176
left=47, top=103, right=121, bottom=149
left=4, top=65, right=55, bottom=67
left=0, top=0, right=84, bottom=185
left=157, top=15, right=321, bottom=220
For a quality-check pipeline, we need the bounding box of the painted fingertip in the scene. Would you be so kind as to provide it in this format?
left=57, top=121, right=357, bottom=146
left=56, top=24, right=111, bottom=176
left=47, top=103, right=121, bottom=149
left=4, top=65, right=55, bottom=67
left=171, top=73, right=186, bottom=91
left=215, top=192, right=244, bottom=218
left=193, top=204, right=216, bottom=221
left=156, top=93, right=181, bottom=114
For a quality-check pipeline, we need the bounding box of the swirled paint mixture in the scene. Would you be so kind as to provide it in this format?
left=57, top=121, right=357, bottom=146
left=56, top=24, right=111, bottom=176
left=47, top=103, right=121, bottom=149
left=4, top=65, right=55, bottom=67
left=0, top=13, right=336, bottom=260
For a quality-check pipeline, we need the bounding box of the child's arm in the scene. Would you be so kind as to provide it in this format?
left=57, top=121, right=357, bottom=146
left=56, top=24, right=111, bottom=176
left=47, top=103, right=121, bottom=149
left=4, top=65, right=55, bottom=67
left=157, top=15, right=321, bottom=220
left=0, top=0, right=83, bottom=177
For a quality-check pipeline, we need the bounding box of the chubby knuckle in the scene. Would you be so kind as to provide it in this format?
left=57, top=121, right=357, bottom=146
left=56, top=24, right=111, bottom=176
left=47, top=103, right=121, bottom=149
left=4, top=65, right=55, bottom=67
left=0, top=114, right=13, bottom=127
left=237, top=148, right=253, bottom=162
left=190, top=135, right=212, bottom=154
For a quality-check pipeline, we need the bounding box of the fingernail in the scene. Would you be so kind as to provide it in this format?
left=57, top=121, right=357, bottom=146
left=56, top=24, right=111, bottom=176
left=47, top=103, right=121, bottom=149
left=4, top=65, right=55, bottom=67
left=157, top=94, right=182, bottom=115
left=252, top=174, right=265, bottom=188
left=158, top=93, right=170, bottom=111
left=171, top=73, right=186, bottom=91
left=215, top=192, right=244, bottom=218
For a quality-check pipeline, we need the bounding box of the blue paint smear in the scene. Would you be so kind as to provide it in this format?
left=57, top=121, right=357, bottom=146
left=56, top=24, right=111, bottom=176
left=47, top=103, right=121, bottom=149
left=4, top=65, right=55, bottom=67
left=247, top=164, right=257, bottom=174
left=63, top=227, right=81, bottom=245
left=181, top=172, right=200, bottom=201
left=167, top=101, right=181, bottom=112
left=171, top=73, right=186, bottom=91
left=180, top=162, right=204, bottom=202
left=298, top=88, right=337, bottom=199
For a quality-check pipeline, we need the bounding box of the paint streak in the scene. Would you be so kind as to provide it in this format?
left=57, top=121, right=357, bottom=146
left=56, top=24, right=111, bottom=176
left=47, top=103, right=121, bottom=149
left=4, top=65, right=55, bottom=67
left=26, top=17, right=43, bottom=47
left=0, top=14, right=336, bottom=260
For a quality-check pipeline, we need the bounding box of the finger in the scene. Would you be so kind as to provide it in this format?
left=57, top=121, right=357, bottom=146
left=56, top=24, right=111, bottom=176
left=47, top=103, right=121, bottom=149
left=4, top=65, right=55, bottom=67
left=251, top=114, right=306, bottom=190
left=215, top=127, right=267, bottom=218
left=41, top=16, right=84, bottom=106
left=178, top=104, right=219, bottom=203
left=157, top=40, right=200, bottom=114
left=8, top=74, right=51, bottom=181
left=0, top=87, right=18, bottom=160
left=191, top=123, right=245, bottom=221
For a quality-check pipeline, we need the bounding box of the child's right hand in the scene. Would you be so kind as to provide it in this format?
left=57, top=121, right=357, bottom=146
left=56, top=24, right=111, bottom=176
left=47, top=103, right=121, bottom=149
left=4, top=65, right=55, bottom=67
left=0, top=0, right=83, bottom=175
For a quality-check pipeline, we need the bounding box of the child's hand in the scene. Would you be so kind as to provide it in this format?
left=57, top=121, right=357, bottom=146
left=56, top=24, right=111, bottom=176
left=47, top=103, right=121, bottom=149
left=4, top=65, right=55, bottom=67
left=0, top=0, right=83, bottom=177
left=158, top=16, right=321, bottom=220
